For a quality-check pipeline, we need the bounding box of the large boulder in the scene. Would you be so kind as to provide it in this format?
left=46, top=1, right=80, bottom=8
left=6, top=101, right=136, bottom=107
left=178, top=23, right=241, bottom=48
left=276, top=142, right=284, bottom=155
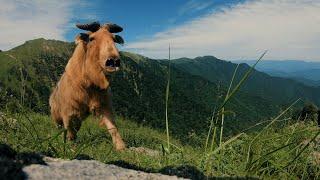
left=23, top=157, right=186, bottom=180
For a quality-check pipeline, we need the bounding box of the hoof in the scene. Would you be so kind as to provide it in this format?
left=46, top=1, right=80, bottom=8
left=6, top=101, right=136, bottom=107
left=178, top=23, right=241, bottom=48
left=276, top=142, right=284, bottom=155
left=115, top=141, right=126, bottom=151
left=67, top=133, right=77, bottom=141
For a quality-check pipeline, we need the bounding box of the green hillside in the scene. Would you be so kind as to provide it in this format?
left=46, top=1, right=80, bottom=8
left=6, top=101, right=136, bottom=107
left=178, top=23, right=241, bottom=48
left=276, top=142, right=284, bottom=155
left=0, top=39, right=319, bottom=179
left=172, top=56, right=320, bottom=105
left=0, top=39, right=279, bottom=143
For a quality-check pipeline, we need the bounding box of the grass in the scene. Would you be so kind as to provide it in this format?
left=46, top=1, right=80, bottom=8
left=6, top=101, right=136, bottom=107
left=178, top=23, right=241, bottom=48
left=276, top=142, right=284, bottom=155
left=0, top=111, right=319, bottom=179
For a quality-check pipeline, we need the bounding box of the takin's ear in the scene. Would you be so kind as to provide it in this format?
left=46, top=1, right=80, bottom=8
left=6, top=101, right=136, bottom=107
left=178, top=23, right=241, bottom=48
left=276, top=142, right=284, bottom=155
left=104, top=23, right=123, bottom=33
left=75, top=33, right=89, bottom=44
left=113, top=35, right=124, bottom=45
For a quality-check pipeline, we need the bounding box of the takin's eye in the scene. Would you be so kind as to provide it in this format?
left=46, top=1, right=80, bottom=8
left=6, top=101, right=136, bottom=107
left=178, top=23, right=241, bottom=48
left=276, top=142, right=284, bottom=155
left=89, top=37, right=95, bottom=42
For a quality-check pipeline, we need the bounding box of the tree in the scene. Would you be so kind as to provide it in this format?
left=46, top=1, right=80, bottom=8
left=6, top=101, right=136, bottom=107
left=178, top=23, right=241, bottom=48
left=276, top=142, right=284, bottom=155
left=299, top=102, right=318, bottom=123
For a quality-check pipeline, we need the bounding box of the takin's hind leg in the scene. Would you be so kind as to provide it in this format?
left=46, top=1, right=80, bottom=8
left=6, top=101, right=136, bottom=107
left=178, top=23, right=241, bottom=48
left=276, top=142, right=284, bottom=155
left=62, top=115, right=82, bottom=141
left=51, top=111, right=63, bottom=128
left=53, top=117, right=63, bottom=128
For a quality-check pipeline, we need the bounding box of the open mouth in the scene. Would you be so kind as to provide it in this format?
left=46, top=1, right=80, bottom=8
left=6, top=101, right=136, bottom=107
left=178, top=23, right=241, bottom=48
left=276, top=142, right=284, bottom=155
left=105, top=58, right=120, bottom=72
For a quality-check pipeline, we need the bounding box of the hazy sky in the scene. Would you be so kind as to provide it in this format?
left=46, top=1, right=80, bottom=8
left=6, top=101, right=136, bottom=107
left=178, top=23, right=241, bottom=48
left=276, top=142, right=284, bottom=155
left=0, top=0, right=319, bottom=61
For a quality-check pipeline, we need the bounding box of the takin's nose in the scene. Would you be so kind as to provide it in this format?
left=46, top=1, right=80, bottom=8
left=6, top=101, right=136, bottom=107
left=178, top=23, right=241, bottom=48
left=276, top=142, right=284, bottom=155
left=105, top=58, right=120, bottom=68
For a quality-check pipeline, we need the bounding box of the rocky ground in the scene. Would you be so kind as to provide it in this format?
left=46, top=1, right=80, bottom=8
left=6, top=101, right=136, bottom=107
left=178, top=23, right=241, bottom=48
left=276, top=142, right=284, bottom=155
left=0, top=143, right=188, bottom=180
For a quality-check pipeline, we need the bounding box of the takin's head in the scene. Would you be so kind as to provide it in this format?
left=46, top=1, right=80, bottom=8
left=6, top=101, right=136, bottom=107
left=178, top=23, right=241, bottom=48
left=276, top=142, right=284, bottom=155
left=76, top=21, right=124, bottom=74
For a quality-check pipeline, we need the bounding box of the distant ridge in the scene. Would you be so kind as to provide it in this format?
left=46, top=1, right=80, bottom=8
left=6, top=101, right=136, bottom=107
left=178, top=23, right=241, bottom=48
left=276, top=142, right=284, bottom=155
left=238, top=60, right=320, bottom=86
left=172, top=56, right=320, bottom=105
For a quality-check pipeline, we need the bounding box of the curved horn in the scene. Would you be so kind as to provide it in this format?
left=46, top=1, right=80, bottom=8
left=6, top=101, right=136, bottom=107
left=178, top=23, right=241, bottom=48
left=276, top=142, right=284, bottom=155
left=104, top=23, right=123, bottom=33
left=113, top=35, right=124, bottom=45
left=76, top=22, right=100, bottom=32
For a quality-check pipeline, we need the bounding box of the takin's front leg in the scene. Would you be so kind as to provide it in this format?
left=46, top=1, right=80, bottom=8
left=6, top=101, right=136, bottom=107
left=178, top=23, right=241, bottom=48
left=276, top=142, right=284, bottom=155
left=99, top=112, right=126, bottom=151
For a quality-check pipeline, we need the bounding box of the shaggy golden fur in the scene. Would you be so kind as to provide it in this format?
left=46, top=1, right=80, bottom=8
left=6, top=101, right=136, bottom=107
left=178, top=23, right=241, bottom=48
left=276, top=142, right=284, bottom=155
left=49, top=24, right=125, bottom=151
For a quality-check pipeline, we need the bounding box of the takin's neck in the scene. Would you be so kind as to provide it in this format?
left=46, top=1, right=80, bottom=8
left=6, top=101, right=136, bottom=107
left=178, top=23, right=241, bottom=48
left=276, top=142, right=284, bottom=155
left=65, top=42, right=88, bottom=86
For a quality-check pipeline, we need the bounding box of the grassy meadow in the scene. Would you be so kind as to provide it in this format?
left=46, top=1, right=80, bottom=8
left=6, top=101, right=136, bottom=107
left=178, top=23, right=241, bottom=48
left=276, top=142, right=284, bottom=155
left=1, top=111, right=319, bottom=179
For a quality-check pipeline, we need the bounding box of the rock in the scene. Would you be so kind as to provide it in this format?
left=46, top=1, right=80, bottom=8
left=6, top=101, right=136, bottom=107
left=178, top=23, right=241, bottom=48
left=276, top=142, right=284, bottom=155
left=23, top=158, right=187, bottom=180
left=1, top=144, right=187, bottom=179
left=311, top=152, right=320, bottom=165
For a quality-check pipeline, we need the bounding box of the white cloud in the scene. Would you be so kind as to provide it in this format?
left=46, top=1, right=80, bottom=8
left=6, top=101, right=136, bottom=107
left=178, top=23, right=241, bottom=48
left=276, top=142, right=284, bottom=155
left=125, top=0, right=320, bottom=61
left=0, top=0, right=75, bottom=50
left=178, top=0, right=214, bottom=15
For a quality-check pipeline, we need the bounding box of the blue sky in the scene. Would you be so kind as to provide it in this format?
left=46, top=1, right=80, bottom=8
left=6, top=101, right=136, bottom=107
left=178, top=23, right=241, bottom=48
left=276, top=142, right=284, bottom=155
left=66, top=0, right=244, bottom=44
left=1, top=0, right=320, bottom=61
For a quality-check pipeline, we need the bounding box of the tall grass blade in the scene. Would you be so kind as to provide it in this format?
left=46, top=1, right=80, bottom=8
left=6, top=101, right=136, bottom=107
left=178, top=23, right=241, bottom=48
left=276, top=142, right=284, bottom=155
left=250, top=141, right=296, bottom=170
left=205, top=109, right=216, bottom=152
left=219, top=50, right=267, bottom=110
left=63, top=129, right=67, bottom=158
left=219, top=64, right=240, bottom=147
left=205, top=83, right=222, bottom=152
left=165, top=44, right=171, bottom=152
left=208, top=133, right=244, bottom=156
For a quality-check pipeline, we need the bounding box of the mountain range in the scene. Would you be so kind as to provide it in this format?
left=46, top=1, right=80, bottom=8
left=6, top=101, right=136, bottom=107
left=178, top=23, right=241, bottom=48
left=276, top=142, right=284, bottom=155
left=0, top=39, right=319, bottom=143
left=239, top=60, right=320, bottom=87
